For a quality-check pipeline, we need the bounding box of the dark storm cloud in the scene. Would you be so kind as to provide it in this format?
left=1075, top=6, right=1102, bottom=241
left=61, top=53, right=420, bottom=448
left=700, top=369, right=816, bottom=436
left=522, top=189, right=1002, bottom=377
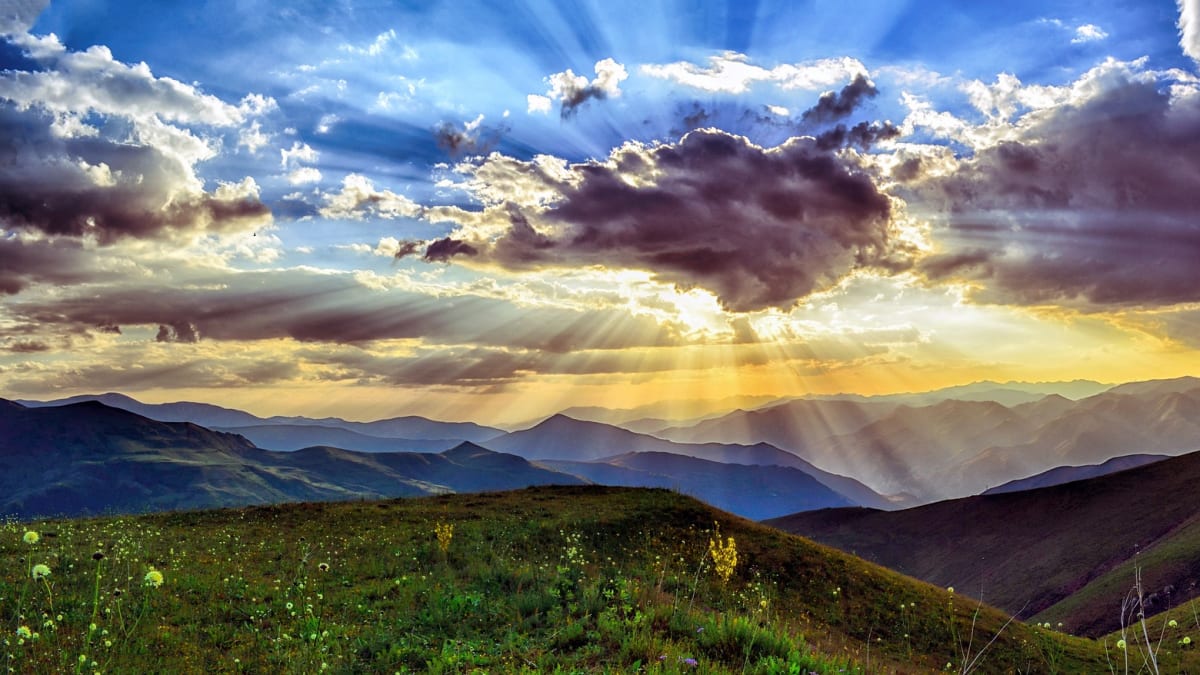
left=3, top=269, right=681, bottom=353
left=423, top=237, right=478, bottom=262
left=0, top=104, right=269, bottom=242
left=915, top=74, right=1200, bottom=307
left=558, top=83, right=610, bottom=118
left=801, top=74, right=878, bottom=126
left=437, top=129, right=905, bottom=312
left=155, top=322, right=199, bottom=343
left=815, top=121, right=902, bottom=151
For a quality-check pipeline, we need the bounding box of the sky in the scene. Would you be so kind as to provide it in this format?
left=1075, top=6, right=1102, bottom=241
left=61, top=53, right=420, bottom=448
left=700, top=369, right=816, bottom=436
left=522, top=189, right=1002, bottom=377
left=1, top=0, right=1199, bottom=424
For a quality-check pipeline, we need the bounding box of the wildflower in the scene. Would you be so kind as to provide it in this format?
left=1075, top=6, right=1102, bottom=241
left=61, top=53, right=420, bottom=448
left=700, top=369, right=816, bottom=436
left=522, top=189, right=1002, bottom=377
left=22, top=531, right=38, bottom=545
left=31, top=563, right=51, bottom=580
left=92, top=552, right=105, bottom=561
left=1116, top=639, right=1127, bottom=650
left=435, top=521, right=454, bottom=553
left=144, top=568, right=164, bottom=587
left=1169, top=619, right=1179, bottom=628
left=947, top=586, right=954, bottom=594
left=1184, top=636, right=1193, bottom=645
left=707, top=523, right=737, bottom=584
left=15, top=626, right=31, bottom=639
left=318, top=562, right=330, bottom=572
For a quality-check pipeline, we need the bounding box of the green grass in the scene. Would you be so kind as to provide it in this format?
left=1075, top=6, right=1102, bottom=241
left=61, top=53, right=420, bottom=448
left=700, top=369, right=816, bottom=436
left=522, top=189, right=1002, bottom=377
left=0, top=486, right=1177, bottom=673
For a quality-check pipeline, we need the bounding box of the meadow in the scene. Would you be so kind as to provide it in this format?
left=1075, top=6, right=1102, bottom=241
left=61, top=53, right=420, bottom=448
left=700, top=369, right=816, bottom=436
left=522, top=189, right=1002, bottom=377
left=2, top=486, right=1196, bottom=673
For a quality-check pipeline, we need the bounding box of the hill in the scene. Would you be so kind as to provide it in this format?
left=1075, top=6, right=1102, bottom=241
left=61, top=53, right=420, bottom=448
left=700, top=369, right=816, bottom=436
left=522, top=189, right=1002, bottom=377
left=543, top=451, right=855, bottom=520
left=489, top=414, right=892, bottom=508
left=0, top=486, right=1146, bottom=673
left=213, top=423, right=455, bottom=453
left=0, top=400, right=582, bottom=519
left=766, top=448, right=1200, bottom=637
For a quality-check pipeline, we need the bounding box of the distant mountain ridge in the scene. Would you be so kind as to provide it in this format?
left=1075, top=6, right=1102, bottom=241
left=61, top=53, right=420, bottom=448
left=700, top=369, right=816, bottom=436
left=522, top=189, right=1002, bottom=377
left=487, top=413, right=895, bottom=509
left=980, top=453, right=1168, bottom=495
left=543, top=452, right=854, bottom=520
left=18, top=393, right=504, bottom=442
left=0, top=399, right=579, bottom=520
left=653, top=378, right=1200, bottom=501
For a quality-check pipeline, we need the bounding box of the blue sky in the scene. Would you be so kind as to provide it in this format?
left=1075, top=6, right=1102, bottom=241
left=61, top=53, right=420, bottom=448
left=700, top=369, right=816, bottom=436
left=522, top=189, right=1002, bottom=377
left=1, top=0, right=1199, bottom=422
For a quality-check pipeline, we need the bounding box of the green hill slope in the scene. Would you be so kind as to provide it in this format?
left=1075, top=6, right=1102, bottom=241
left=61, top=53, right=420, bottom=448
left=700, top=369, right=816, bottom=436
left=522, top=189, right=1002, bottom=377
left=1, top=486, right=1163, bottom=673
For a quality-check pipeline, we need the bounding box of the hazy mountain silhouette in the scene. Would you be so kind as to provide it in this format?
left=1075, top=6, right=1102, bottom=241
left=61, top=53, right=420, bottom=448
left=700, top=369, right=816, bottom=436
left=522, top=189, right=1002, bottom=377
left=0, top=400, right=580, bottom=520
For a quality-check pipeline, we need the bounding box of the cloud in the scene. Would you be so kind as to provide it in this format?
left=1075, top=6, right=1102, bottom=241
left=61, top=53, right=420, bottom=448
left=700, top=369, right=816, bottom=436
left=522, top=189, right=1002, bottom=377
left=814, top=120, right=901, bottom=151
left=238, top=120, right=272, bottom=154
left=0, top=235, right=117, bottom=295
left=433, top=114, right=507, bottom=156
left=319, top=174, right=422, bottom=220
left=641, top=51, right=867, bottom=94
left=0, top=0, right=48, bottom=35
left=1, top=268, right=682, bottom=354
left=1182, top=0, right=1200, bottom=63
left=0, top=34, right=271, bottom=242
left=1071, top=24, right=1108, bottom=43
left=913, top=61, right=1200, bottom=307
left=423, top=129, right=907, bottom=312
left=280, top=141, right=318, bottom=168
left=287, top=167, right=323, bottom=185
left=530, top=58, right=628, bottom=118
left=0, top=104, right=270, bottom=242
left=801, top=74, right=879, bottom=125
left=339, top=29, right=399, bottom=57
left=526, top=94, right=552, bottom=114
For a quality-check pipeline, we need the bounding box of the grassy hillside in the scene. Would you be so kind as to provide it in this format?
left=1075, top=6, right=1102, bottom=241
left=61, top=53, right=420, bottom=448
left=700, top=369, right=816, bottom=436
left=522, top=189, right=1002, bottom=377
left=767, top=448, right=1200, bottom=638
left=0, top=486, right=1163, bottom=673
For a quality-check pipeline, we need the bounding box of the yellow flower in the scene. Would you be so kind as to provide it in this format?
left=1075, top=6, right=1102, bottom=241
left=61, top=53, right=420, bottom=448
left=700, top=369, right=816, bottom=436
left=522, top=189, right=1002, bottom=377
left=31, top=563, right=51, bottom=580
left=1116, top=639, right=1127, bottom=650
left=16, top=626, right=32, bottom=639
left=1169, top=619, right=1179, bottom=628
left=435, top=521, right=454, bottom=554
left=22, top=530, right=38, bottom=545
left=707, top=523, right=738, bottom=584
left=144, top=568, right=164, bottom=587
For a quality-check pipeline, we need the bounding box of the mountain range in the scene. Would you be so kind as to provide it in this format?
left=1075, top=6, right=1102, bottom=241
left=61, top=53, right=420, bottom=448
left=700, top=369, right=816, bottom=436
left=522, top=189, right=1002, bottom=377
left=0, top=399, right=578, bottom=519
left=652, top=376, right=1200, bottom=500
left=0, top=397, right=886, bottom=521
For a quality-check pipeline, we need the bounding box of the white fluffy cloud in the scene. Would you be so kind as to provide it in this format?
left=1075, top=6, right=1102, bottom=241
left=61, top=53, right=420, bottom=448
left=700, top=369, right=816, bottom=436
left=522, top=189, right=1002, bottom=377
left=641, top=51, right=867, bottom=94
left=1181, top=0, right=1200, bottom=63
left=529, top=58, right=627, bottom=116
left=319, top=174, right=422, bottom=221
